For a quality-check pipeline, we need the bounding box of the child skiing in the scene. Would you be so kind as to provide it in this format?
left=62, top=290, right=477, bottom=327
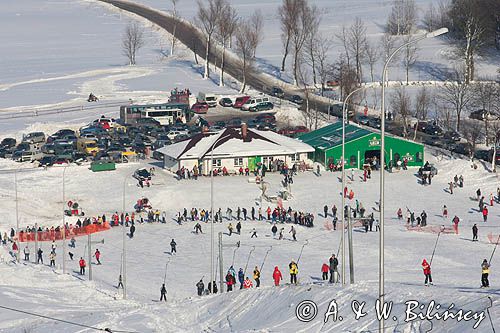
left=273, top=266, right=282, bottom=286
left=321, top=263, right=329, bottom=280
left=422, top=259, right=433, bottom=286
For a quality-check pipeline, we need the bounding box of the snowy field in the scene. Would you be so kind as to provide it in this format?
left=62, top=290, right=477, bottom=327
left=0, top=147, right=499, bottom=332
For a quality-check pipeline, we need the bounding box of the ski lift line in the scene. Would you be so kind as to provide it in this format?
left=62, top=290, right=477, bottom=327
left=0, top=304, right=139, bottom=333
left=429, top=228, right=444, bottom=266
left=487, top=296, right=496, bottom=333
left=489, top=234, right=500, bottom=264
left=243, top=246, right=255, bottom=276
left=231, top=246, right=239, bottom=266
left=260, top=246, right=273, bottom=271
left=296, top=240, right=309, bottom=264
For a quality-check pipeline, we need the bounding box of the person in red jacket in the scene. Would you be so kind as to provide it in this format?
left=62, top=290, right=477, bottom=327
left=482, top=207, right=488, bottom=222
left=422, top=259, right=432, bottom=286
left=79, top=257, right=86, bottom=275
left=94, top=249, right=101, bottom=265
left=226, top=272, right=235, bottom=292
left=273, top=266, right=283, bottom=286
left=321, top=263, right=329, bottom=280
left=243, top=277, right=253, bottom=289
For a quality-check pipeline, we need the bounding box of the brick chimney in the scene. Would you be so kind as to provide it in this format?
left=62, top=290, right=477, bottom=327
left=241, top=122, right=248, bottom=142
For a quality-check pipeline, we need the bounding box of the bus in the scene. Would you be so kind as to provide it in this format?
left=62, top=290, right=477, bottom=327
left=140, top=108, right=185, bottom=125
left=120, top=102, right=191, bottom=125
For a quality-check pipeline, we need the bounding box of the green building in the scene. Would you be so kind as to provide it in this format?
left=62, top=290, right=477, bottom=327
left=298, top=123, right=424, bottom=169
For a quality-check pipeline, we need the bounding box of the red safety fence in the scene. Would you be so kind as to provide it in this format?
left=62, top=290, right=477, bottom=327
left=16, top=222, right=111, bottom=243
left=487, top=233, right=500, bottom=244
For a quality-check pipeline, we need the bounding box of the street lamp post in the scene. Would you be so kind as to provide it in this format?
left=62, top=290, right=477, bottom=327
left=14, top=169, right=20, bottom=263
left=210, top=133, right=230, bottom=293
left=341, top=86, right=364, bottom=285
left=122, top=176, right=128, bottom=300
left=62, top=166, right=68, bottom=274
left=378, top=27, right=448, bottom=333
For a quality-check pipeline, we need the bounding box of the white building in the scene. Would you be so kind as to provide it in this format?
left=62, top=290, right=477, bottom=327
left=156, top=125, right=315, bottom=175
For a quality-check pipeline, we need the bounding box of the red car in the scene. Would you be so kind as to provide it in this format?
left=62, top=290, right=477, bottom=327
left=326, top=80, right=340, bottom=87
left=278, top=126, right=309, bottom=137
left=233, top=96, right=250, bottom=108
left=191, top=102, right=209, bottom=114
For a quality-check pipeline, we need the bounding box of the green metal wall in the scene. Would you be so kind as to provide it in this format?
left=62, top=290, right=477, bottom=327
left=322, top=134, right=424, bottom=169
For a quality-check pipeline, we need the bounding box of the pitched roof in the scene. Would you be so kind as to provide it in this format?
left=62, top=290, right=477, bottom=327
left=297, top=123, right=372, bottom=151
left=157, top=127, right=314, bottom=160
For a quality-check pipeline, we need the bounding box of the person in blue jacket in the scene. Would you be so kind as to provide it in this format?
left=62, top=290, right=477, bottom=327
left=238, top=268, right=245, bottom=289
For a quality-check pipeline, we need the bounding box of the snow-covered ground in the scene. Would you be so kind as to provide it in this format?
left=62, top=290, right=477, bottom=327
left=0, top=146, right=499, bottom=332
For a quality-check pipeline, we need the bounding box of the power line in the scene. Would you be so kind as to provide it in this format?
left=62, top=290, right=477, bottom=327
left=0, top=304, right=139, bottom=333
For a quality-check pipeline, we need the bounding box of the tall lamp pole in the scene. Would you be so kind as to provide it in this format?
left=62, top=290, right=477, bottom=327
left=209, top=133, right=230, bottom=292
left=378, top=27, right=448, bottom=333
left=14, top=168, right=20, bottom=263
left=341, top=86, right=364, bottom=285
left=62, top=166, right=68, bottom=274
left=122, top=176, right=128, bottom=300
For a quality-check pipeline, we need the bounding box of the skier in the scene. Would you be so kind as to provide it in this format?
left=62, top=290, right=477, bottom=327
left=422, top=259, right=433, bottom=286
left=243, top=277, right=253, bottom=289
left=250, top=228, right=258, bottom=238
left=37, top=248, right=43, bottom=264
left=397, top=208, right=403, bottom=220
left=160, top=283, right=167, bottom=301
left=273, top=266, right=282, bottom=286
left=79, top=257, right=86, bottom=275
left=69, top=237, right=76, bottom=248
left=228, top=223, right=234, bottom=236
left=420, top=211, right=427, bottom=227
left=489, top=193, right=494, bottom=206
left=238, top=268, right=245, bottom=289
left=23, top=246, right=30, bottom=261
left=271, top=224, right=278, bottom=237
left=194, top=223, right=202, bottom=234
left=472, top=224, right=478, bottom=241
left=251, top=207, right=255, bottom=220
left=69, top=252, right=74, bottom=260
left=442, top=205, right=448, bottom=218
left=289, top=226, right=297, bottom=241
left=482, top=207, right=488, bottom=222
left=49, top=252, right=56, bottom=267
left=324, top=205, right=328, bottom=218
left=476, top=188, right=481, bottom=201
left=321, top=263, right=329, bottom=280
left=452, top=215, right=460, bottom=234
left=236, top=221, right=241, bottom=234
left=316, top=164, right=321, bottom=176
left=196, top=279, right=204, bottom=296
left=237, top=207, right=241, bottom=220
left=226, top=207, right=233, bottom=220
left=51, top=241, right=56, bottom=254
left=481, top=259, right=490, bottom=288
left=170, top=239, right=177, bottom=254
left=242, top=207, right=247, bottom=220
left=279, top=228, right=284, bottom=240
left=94, top=249, right=101, bottom=265
left=289, top=261, right=298, bottom=284
left=329, top=254, right=338, bottom=283
left=253, top=266, right=261, bottom=287
left=117, top=274, right=123, bottom=289
left=332, top=216, right=338, bottom=230
left=226, top=271, right=235, bottom=292
left=332, top=205, right=337, bottom=217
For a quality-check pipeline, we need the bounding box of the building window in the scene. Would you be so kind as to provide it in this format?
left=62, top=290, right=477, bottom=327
left=234, top=158, right=243, bottom=166
left=350, top=155, right=357, bottom=166
left=416, top=152, right=422, bottom=162
left=290, top=154, right=299, bottom=162
left=212, top=159, right=221, bottom=167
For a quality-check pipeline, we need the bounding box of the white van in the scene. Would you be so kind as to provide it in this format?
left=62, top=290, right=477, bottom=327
left=197, top=92, right=217, bottom=107
left=241, top=96, right=270, bottom=111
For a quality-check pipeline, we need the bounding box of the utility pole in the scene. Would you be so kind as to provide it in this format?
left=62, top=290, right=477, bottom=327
left=348, top=207, right=354, bottom=284
left=122, top=176, right=128, bottom=300
left=62, top=167, right=67, bottom=274
left=34, top=222, right=38, bottom=264
left=14, top=169, right=20, bottom=263
left=218, top=232, right=224, bottom=293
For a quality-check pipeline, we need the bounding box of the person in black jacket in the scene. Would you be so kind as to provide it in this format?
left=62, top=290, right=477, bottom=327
left=472, top=224, right=478, bottom=241
left=170, top=239, right=177, bottom=254
left=196, top=279, right=204, bottom=296
left=329, top=254, right=338, bottom=283
left=160, top=283, right=167, bottom=301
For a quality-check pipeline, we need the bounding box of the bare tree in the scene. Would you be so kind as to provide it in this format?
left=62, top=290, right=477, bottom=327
left=402, top=35, right=419, bottom=85
left=122, top=22, right=146, bottom=65
left=248, top=10, right=264, bottom=58
left=312, top=33, right=333, bottom=96
left=169, top=0, right=180, bottom=56
left=490, top=121, right=500, bottom=172
left=290, top=1, right=316, bottom=85
left=347, top=17, right=367, bottom=84
left=278, top=0, right=302, bottom=72
left=296, top=61, right=317, bottom=130
left=414, top=86, right=433, bottom=139
left=196, top=0, right=223, bottom=79
left=439, top=67, right=474, bottom=131
left=304, top=11, right=321, bottom=86
left=234, top=14, right=261, bottom=93
left=390, top=86, right=412, bottom=137
left=332, top=55, right=358, bottom=102
left=365, top=41, right=379, bottom=82
left=472, top=81, right=500, bottom=145
left=462, top=121, right=482, bottom=158
left=336, top=25, right=351, bottom=69
left=386, top=0, right=417, bottom=35
left=216, top=1, right=239, bottom=87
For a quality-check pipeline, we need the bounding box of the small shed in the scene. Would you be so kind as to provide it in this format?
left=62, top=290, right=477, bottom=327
left=298, top=123, right=424, bottom=169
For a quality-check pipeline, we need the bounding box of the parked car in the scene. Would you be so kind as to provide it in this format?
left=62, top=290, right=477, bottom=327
left=451, top=142, right=472, bottom=156
left=0, top=138, right=16, bottom=149
left=174, top=134, right=190, bottom=142
left=13, top=150, right=44, bottom=162
left=255, top=114, right=276, bottom=123
left=278, top=126, right=309, bottom=137
left=249, top=102, right=274, bottom=112
left=167, top=130, right=188, bottom=140
left=219, top=97, right=233, bottom=107
left=52, top=157, right=71, bottom=166
left=271, top=86, right=285, bottom=98
left=469, top=109, right=500, bottom=121
left=443, top=130, right=461, bottom=142
left=22, top=132, right=45, bottom=144
left=290, top=95, right=303, bottom=105
left=326, top=80, right=340, bottom=87
left=133, top=168, right=151, bottom=181
left=233, top=96, right=251, bottom=108
left=134, top=118, right=161, bottom=128
left=368, top=118, right=381, bottom=129
left=39, top=155, right=56, bottom=167
left=474, top=149, right=492, bottom=161
left=357, top=115, right=370, bottom=126
left=424, top=125, right=444, bottom=136
left=191, top=102, right=209, bottom=114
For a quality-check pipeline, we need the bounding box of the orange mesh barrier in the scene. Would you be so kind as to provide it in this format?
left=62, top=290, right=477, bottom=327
left=17, top=222, right=111, bottom=243
left=406, top=225, right=455, bottom=234
left=487, top=233, right=500, bottom=244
